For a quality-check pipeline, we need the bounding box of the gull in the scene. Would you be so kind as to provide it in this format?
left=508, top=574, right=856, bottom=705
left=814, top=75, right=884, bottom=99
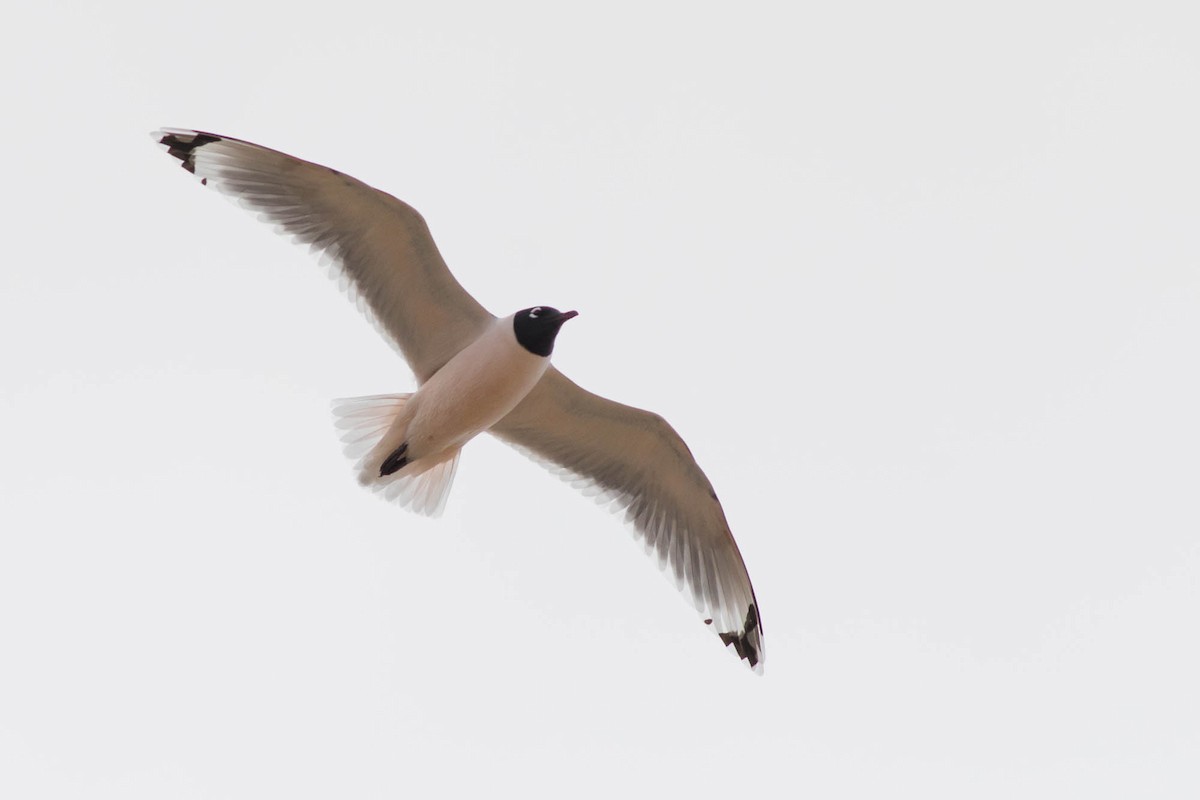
left=154, top=129, right=764, bottom=672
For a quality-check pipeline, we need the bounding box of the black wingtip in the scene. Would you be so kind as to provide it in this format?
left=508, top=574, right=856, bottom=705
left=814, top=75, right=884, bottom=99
left=718, top=603, right=762, bottom=669
left=156, top=130, right=222, bottom=174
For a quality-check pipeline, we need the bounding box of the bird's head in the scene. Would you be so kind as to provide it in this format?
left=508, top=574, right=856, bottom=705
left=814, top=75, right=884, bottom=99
left=513, top=306, right=578, bottom=357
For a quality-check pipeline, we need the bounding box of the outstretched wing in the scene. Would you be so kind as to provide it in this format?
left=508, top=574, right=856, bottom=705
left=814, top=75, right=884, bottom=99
left=154, top=129, right=493, bottom=382
left=491, top=368, right=764, bottom=672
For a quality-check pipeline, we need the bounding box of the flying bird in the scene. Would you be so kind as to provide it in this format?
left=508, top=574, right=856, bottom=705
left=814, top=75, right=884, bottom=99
left=154, top=129, right=764, bottom=672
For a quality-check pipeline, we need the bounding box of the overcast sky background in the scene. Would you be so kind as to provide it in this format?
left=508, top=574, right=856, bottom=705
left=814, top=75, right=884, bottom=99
left=2, top=2, right=1198, bottom=797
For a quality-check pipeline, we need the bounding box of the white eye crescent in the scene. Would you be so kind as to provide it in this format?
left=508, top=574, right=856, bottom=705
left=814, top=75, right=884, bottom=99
left=529, top=307, right=542, bottom=318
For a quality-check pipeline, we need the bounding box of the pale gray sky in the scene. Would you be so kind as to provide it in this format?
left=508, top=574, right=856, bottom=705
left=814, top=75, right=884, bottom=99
left=2, top=2, right=1198, bottom=797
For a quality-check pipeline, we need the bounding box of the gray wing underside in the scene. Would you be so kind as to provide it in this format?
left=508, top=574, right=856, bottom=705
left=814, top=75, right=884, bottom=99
left=154, top=129, right=493, bottom=382
left=491, top=368, right=764, bottom=672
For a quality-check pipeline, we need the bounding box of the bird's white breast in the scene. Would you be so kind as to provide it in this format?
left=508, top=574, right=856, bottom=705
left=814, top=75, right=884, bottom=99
left=403, top=315, right=549, bottom=457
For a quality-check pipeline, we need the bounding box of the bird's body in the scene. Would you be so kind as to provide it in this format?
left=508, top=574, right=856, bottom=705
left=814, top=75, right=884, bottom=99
left=155, top=128, right=765, bottom=672
left=388, top=313, right=551, bottom=464
left=340, top=310, right=574, bottom=513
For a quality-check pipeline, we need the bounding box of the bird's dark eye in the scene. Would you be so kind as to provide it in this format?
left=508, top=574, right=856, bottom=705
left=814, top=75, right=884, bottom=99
left=529, top=307, right=542, bottom=319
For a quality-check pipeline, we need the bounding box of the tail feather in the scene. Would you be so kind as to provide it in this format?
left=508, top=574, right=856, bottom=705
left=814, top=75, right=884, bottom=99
left=380, top=447, right=461, bottom=516
left=331, top=394, right=462, bottom=518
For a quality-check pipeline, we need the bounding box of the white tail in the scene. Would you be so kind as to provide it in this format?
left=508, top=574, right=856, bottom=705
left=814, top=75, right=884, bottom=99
left=331, top=394, right=462, bottom=517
